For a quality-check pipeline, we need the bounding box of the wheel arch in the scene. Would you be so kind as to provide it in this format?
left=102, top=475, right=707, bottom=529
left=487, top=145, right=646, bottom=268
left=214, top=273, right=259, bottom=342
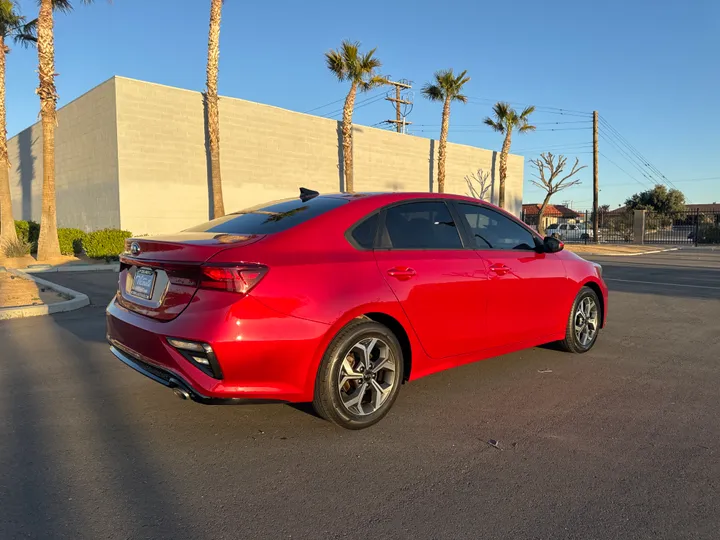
left=362, top=312, right=412, bottom=382
left=304, top=304, right=417, bottom=397
left=581, top=279, right=605, bottom=328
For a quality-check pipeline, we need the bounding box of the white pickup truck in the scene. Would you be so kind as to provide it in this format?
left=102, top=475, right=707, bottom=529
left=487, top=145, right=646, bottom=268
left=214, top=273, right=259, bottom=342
left=545, top=223, right=600, bottom=241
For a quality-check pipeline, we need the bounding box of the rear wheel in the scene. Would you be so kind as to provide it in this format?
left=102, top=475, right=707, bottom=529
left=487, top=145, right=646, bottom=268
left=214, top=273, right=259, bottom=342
left=559, top=287, right=601, bottom=353
left=313, top=320, right=404, bottom=430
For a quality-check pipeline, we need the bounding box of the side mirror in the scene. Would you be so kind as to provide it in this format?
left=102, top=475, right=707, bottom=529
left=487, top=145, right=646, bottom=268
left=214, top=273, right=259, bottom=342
left=543, top=236, right=564, bottom=253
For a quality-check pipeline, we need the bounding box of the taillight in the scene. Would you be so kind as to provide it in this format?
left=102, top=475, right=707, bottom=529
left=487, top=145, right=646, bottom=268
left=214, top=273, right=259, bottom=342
left=199, top=264, right=268, bottom=294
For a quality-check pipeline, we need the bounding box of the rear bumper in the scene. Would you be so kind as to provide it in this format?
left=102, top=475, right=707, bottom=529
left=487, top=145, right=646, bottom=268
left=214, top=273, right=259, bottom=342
left=106, top=291, right=331, bottom=403
left=108, top=340, right=282, bottom=405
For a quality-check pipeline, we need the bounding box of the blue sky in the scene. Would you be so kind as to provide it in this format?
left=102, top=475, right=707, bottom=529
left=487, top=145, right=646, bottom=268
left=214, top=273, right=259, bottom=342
left=6, top=0, right=720, bottom=209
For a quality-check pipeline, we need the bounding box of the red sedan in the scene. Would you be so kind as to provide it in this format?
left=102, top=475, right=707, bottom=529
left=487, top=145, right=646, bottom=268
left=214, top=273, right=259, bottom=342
left=106, top=189, right=608, bottom=429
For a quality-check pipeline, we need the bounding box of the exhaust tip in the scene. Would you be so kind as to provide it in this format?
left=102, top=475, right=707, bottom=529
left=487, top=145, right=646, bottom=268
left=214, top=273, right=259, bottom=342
left=173, top=388, right=190, bottom=400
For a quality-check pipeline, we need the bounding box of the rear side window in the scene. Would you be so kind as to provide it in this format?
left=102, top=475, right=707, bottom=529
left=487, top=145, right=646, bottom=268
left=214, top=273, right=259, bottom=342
left=381, top=201, right=463, bottom=249
left=350, top=213, right=379, bottom=249
left=185, top=197, right=347, bottom=234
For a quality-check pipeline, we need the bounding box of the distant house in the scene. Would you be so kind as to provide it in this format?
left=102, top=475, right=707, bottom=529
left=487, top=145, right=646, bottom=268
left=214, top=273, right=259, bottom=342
left=609, top=203, right=720, bottom=215
left=522, top=204, right=581, bottom=229
left=686, top=203, right=720, bottom=213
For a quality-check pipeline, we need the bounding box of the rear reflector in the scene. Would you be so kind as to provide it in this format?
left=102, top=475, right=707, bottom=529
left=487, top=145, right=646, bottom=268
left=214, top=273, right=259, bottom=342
left=166, top=337, right=223, bottom=379
left=199, top=264, right=268, bottom=294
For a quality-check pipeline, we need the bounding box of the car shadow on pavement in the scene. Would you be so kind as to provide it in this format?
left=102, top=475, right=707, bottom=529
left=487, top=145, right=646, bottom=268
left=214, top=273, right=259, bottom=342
left=1, top=336, right=86, bottom=540
left=0, top=315, right=198, bottom=539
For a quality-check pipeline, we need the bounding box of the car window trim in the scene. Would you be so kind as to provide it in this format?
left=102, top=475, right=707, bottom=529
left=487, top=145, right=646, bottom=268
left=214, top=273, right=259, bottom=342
left=450, top=200, right=542, bottom=252
left=374, top=198, right=469, bottom=251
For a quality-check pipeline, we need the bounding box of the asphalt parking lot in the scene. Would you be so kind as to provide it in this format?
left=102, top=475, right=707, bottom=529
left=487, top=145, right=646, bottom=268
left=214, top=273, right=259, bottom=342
left=1, top=249, right=719, bottom=540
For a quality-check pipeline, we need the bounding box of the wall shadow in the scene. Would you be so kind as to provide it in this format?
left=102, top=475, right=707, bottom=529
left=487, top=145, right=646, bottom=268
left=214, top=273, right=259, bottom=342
left=47, top=309, right=196, bottom=538
left=428, top=139, right=435, bottom=192
left=1, top=333, right=85, bottom=539
left=17, top=129, right=37, bottom=221
left=490, top=151, right=497, bottom=204
left=336, top=121, right=345, bottom=192
left=202, top=94, right=215, bottom=220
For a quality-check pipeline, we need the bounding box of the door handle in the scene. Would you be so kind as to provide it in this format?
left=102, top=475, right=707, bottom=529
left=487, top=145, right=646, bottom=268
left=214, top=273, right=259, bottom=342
left=387, top=267, right=416, bottom=281
left=489, top=263, right=510, bottom=276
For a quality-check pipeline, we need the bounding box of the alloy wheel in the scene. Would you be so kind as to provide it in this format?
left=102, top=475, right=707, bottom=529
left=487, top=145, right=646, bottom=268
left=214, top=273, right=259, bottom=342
left=338, top=337, right=397, bottom=416
left=574, top=296, right=599, bottom=347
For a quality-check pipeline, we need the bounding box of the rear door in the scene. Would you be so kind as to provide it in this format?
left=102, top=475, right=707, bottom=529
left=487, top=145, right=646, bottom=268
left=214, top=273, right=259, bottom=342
left=372, top=200, right=489, bottom=359
left=453, top=202, right=571, bottom=346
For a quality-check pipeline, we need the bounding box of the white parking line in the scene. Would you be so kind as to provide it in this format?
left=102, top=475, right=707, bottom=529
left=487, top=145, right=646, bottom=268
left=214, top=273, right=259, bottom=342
left=605, top=278, right=720, bottom=290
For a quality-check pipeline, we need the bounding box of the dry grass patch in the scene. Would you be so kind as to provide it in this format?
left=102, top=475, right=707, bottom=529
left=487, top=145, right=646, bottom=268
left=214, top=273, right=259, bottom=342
left=0, top=273, right=67, bottom=309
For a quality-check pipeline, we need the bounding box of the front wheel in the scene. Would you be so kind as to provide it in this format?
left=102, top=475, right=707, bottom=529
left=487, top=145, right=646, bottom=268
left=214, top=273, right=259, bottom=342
left=559, top=287, right=601, bottom=353
left=313, top=320, right=404, bottom=430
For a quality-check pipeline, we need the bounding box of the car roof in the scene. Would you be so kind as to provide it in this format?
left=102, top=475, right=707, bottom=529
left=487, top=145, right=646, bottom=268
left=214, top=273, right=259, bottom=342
left=314, top=191, right=499, bottom=207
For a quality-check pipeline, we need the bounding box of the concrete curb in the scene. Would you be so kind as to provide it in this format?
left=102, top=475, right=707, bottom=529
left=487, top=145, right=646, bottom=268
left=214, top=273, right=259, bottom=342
left=0, top=269, right=90, bottom=320
left=570, top=247, right=680, bottom=257
left=23, top=263, right=119, bottom=274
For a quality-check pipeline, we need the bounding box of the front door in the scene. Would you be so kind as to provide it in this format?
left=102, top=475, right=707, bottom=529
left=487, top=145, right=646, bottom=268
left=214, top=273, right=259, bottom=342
left=453, top=202, right=570, bottom=347
left=373, top=200, right=489, bottom=360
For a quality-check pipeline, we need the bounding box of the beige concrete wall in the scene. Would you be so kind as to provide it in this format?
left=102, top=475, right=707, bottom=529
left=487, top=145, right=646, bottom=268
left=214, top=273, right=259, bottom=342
left=7, top=78, right=120, bottom=231
left=115, top=77, right=523, bottom=234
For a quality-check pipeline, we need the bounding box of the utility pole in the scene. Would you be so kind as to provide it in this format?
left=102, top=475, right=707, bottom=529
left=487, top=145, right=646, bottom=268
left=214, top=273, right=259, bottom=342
left=593, top=110, right=599, bottom=243
left=384, top=80, right=413, bottom=133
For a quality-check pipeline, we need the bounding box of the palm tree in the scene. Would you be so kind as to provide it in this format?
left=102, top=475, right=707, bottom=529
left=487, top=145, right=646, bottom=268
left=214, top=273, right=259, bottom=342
left=36, top=0, right=101, bottom=260
left=205, top=0, right=224, bottom=219
left=421, top=69, right=470, bottom=193
left=0, top=1, right=34, bottom=247
left=325, top=40, right=387, bottom=193
left=484, top=102, right=536, bottom=209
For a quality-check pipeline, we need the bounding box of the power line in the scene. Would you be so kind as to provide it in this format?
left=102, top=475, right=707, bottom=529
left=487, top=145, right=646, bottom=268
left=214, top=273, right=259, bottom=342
left=322, top=90, right=386, bottom=119
left=599, top=151, right=651, bottom=188
left=409, top=126, right=589, bottom=134
left=513, top=142, right=593, bottom=153
left=599, top=117, right=671, bottom=186
left=672, top=176, right=720, bottom=183
left=598, top=127, right=658, bottom=187
left=409, top=120, right=590, bottom=127
left=303, top=96, right=346, bottom=114
left=465, top=96, right=591, bottom=116
left=599, top=116, right=679, bottom=190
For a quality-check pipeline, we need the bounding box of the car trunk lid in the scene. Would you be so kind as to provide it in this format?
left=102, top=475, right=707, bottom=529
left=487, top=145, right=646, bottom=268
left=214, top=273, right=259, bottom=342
left=117, top=233, right=265, bottom=321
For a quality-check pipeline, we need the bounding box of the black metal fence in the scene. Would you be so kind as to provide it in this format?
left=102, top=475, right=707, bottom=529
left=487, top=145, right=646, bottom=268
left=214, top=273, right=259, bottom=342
left=646, top=209, right=720, bottom=245
left=521, top=208, right=720, bottom=245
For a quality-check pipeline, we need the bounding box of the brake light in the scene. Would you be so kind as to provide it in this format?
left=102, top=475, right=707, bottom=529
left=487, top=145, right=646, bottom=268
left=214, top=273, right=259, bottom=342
left=199, top=264, right=268, bottom=294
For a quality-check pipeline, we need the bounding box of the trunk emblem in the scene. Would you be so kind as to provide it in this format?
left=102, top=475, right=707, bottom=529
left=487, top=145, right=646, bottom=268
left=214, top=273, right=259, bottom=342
left=130, top=242, right=141, bottom=256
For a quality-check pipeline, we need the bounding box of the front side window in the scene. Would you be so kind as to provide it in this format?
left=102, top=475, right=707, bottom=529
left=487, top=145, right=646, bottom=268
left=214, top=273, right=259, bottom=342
left=381, top=201, right=463, bottom=249
left=457, top=203, right=536, bottom=250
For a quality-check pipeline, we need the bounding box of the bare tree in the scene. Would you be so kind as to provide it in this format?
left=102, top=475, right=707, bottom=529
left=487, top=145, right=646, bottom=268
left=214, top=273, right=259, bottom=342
left=529, top=153, right=587, bottom=236
left=465, top=168, right=491, bottom=201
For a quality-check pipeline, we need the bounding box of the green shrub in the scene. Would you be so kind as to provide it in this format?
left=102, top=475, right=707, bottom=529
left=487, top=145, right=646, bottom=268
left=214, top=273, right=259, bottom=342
left=57, top=228, right=88, bottom=256
left=14, top=220, right=40, bottom=247
left=83, top=229, right=132, bottom=260
left=1, top=238, right=32, bottom=258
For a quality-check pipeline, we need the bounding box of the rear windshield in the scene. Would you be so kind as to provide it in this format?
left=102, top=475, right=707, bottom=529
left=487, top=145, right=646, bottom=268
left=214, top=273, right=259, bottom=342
left=184, top=197, right=347, bottom=234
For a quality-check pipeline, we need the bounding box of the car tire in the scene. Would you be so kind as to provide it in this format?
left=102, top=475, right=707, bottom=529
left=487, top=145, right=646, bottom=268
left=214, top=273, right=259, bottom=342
left=559, top=287, right=601, bottom=353
left=313, top=319, right=404, bottom=430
